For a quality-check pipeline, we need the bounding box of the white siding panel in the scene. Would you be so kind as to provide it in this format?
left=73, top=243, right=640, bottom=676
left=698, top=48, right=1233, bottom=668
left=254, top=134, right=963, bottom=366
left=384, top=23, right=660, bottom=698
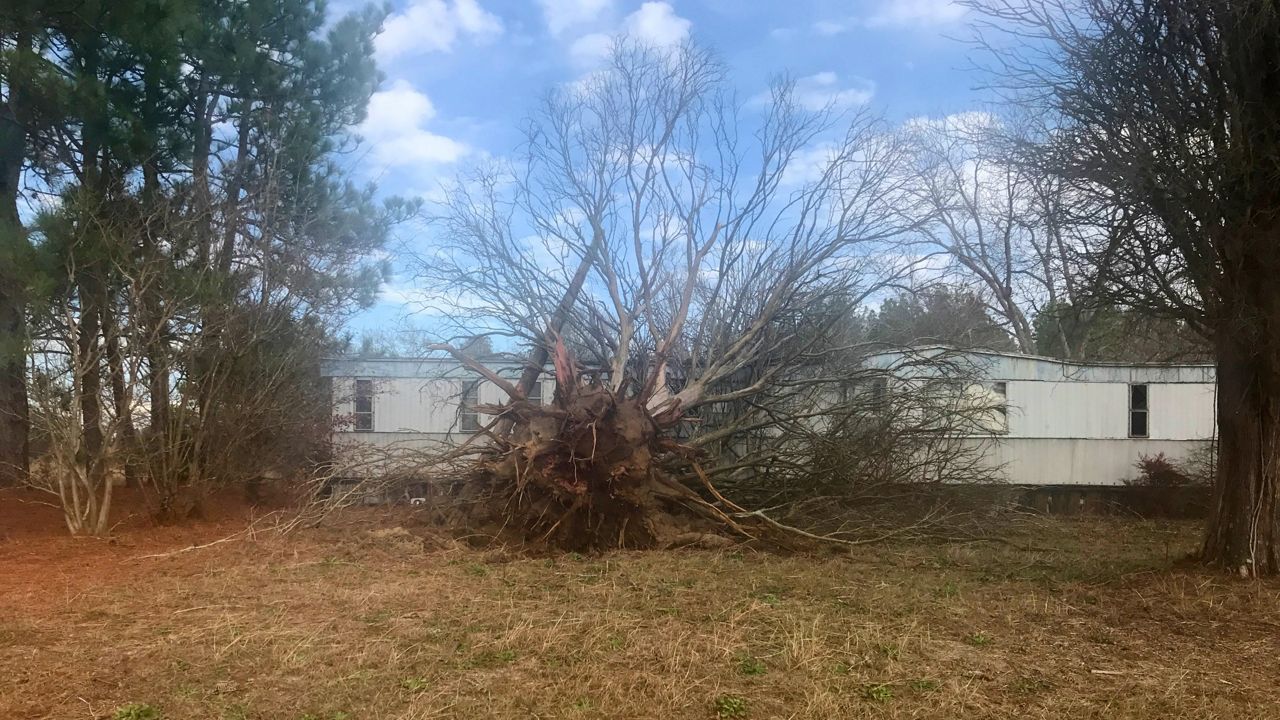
left=337, top=375, right=556, bottom=435
left=1149, top=383, right=1217, bottom=440
left=985, top=437, right=1211, bottom=486
left=330, top=432, right=458, bottom=478
left=1006, top=381, right=1215, bottom=440
left=1006, top=381, right=1126, bottom=439
left=366, top=377, right=480, bottom=434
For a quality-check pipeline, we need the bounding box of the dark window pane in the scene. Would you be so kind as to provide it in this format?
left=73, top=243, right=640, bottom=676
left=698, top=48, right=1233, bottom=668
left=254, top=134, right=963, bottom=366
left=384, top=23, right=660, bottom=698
left=870, top=377, right=888, bottom=405
left=1130, top=410, right=1148, bottom=437
left=1130, top=384, right=1148, bottom=411
left=355, top=413, right=373, bottom=431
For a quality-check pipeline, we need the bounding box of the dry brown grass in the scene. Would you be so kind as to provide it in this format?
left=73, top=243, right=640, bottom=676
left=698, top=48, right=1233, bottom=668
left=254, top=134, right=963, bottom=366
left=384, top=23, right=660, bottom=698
left=3, top=513, right=1279, bottom=719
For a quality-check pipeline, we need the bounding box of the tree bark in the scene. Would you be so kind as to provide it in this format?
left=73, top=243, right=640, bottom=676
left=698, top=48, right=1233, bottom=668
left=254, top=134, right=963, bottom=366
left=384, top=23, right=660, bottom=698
left=216, top=109, right=252, bottom=277
left=0, top=31, right=32, bottom=487
left=75, top=31, right=107, bottom=507
left=0, top=245, right=28, bottom=487
left=499, top=227, right=604, bottom=436
left=138, top=62, right=172, bottom=495
left=1201, top=326, right=1280, bottom=576
left=76, top=273, right=107, bottom=490
left=101, top=300, right=138, bottom=486
left=190, top=76, right=214, bottom=268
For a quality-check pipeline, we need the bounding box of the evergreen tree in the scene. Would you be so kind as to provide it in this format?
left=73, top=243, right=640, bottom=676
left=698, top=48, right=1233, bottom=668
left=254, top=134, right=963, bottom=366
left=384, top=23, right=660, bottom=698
left=868, top=287, right=1017, bottom=352
left=1032, top=301, right=1209, bottom=363
left=3, top=0, right=402, bottom=528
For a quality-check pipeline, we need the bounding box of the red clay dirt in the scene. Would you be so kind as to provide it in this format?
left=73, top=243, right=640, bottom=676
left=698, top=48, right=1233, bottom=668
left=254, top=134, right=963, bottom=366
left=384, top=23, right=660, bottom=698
left=0, top=486, right=268, bottom=616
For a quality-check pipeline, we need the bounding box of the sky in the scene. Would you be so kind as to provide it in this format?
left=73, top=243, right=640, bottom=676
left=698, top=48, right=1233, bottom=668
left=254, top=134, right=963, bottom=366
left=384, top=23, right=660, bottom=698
left=334, top=0, right=986, bottom=336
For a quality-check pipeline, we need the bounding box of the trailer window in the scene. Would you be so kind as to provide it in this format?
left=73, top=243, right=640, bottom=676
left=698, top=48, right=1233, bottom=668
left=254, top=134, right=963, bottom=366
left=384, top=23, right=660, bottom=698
left=354, top=379, right=374, bottom=431
left=869, top=376, right=888, bottom=407
left=460, top=383, right=481, bottom=432
left=1129, top=384, right=1149, bottom=438
left=991, top=381, right=1008, bottom=431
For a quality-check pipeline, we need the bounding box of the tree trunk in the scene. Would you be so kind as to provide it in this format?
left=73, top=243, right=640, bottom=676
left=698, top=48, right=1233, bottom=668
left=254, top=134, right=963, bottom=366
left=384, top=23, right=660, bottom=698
left=141, top=221, right=172, bottom=494
left=191, top=77, right=214, bottom=268
left=76, top=274, right=107, bottom=488
left=102, top=300, right=138, bottom=486
left=0, top=32, right=31, bottom=487
left=1201, top=329, right=1280, bottom=576
left=216, top=109, right=252, bottom=277
left=0, top=263, right=27, bottom=488
left=138, top=66, right=173, bottom=499
left=494, top=227, right=604, bottom=439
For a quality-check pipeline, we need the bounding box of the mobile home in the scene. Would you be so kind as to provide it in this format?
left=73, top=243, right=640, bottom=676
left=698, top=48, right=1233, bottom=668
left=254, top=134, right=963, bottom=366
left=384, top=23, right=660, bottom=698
left=322, top=349, right=1217, bottom=487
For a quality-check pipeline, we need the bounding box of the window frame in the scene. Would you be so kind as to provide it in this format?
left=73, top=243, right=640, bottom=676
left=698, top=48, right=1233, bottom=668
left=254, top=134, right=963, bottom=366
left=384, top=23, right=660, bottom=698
left=1128, top=383, right=1149, bottom=438
left=353, top=379, right=374, bottom=431
left=460, top=382, right=481, bottom=432
left=527, top=380, right=543, bottom=406
left=868, top=375, right=889, bottom=408
left=990, top=380, right=1008, bottom=433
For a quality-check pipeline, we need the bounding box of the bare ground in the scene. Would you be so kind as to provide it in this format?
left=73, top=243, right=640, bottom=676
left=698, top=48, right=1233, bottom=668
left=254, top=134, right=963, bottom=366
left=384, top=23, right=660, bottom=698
left=2, top=496, right=1279, bottom=719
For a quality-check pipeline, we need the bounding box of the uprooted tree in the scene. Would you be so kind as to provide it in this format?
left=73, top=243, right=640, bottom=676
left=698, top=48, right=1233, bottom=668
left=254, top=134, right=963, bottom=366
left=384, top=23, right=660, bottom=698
left=408, top=43, right=1002, bottom=550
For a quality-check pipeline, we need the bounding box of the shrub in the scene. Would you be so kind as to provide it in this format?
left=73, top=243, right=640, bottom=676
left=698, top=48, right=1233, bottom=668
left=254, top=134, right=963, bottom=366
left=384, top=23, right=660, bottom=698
left=1131, top=448, right=1208, bottom=486
left=1119, top=448, right=1213, bottom=517
left=1128, top=452, right=1195, bottom=488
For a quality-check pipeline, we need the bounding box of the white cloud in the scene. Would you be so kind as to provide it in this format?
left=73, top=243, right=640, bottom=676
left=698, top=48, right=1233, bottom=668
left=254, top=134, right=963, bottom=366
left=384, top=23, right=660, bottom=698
left=902, top=110, right=998, bottom=134
left=379, top=271, right=491, bottom=313
left=779, top=143, right=837, bottom=188
left=793, top=72, right=876, bottom=110
left=564, top=2, right=690, bottom=68
left=380, top=280, right=429, bottom=307
left=376, top=0, right=503, bottom=62
left=812, top=19, right=846, bottom=36
left=359, top=80, right=468, bottom=169
left=864, top=0, right=966, bottom=28
left=623, top=1, right=691, bottom=47
left=539, top=0, right=612, bottom=35
left=813, top=0, right=966, bottom=35
left=570, top=32, right=613, bottom=64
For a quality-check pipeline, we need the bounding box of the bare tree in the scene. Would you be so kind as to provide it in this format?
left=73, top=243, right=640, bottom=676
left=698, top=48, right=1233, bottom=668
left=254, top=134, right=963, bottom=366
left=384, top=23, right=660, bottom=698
left=405, top=42, right=1007, bottom=550
left=899, top=112, right=1090, bottom=355
left=26, top=245, right=149, bottom=534
left=969, top=0, right=1280, bottom=574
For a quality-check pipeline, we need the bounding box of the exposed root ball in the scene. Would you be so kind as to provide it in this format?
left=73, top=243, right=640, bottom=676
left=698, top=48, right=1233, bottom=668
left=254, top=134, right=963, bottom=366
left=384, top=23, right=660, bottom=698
left=458, top=384, right=721, bottom=551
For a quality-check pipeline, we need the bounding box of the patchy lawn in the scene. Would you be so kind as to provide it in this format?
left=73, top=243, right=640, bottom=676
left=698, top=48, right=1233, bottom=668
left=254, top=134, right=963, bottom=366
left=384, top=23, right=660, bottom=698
left=2, top=508, right=1278, bottom=719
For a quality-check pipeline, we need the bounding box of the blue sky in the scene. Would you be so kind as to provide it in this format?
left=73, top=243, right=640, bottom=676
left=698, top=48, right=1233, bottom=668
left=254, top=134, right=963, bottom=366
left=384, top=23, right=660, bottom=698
left=336, top=0, right=984, bottom=335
